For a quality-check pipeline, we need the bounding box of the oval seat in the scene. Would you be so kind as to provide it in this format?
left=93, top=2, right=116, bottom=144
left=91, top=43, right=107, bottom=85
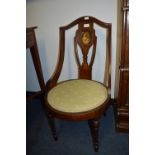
left=47, top=79, right=108, bottom=113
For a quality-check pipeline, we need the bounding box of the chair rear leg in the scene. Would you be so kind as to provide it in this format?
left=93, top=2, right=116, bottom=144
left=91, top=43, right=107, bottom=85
left=48, top=113, right=58, bottom=141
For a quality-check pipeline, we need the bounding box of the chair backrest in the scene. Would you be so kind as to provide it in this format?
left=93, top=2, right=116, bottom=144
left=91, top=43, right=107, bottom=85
left=47, top=16, right=112, bottom=91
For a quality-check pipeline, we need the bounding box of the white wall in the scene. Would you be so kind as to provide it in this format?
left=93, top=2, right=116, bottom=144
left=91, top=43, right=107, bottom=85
left=26, top=0, right=117, bottom=98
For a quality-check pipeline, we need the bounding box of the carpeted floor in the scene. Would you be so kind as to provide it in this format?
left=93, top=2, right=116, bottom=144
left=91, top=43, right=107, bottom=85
left=26, top=98, right=129, bottom=155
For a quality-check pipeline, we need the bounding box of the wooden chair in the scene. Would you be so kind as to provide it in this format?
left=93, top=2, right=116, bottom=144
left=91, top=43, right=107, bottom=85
left=45, top=16, right=112, bottom=152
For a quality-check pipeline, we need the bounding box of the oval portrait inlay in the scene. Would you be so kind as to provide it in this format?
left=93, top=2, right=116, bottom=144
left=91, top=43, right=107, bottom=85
left=81, top=31, right=91, bottom=45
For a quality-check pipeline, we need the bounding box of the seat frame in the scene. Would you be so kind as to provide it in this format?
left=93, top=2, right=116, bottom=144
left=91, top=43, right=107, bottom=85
left=44, top=16, right=112, bottom=152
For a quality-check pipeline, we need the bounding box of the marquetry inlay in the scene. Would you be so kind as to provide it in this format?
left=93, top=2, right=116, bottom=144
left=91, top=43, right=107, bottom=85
left=81, top=31, right=91, bottom=45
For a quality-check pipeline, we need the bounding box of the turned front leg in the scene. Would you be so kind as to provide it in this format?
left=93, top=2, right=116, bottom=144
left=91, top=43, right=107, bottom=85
left=91, top=119, right=100, bottom=152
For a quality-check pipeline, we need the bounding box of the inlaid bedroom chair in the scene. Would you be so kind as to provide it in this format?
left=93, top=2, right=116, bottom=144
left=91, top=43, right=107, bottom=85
left=45, top=16, right=111, bottom=152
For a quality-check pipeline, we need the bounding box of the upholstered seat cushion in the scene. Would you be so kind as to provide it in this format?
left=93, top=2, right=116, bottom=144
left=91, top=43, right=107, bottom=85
left=47, top=79, right=108, bottom=113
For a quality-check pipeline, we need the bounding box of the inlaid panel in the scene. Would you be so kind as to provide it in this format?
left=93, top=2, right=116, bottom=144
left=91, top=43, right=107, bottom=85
left=74, top=24, right=97, bottom=79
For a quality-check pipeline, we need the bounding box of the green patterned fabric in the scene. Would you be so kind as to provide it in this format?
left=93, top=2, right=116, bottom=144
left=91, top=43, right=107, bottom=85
left=47, top=79, right=108, bottom=113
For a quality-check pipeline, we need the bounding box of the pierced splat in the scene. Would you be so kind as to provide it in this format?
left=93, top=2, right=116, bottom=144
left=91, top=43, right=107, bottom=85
left=74, top=24, right=97, bottom=79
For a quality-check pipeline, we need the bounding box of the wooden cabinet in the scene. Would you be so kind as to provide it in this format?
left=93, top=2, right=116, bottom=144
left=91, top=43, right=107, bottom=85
left=116, top=0, right=129, bottom=132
